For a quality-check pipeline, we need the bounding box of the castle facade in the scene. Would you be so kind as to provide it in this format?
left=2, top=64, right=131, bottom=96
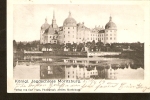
left=40, top=11, right=117, bottom=44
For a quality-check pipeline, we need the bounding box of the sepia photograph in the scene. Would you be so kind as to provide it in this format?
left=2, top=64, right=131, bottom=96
left=7, top=0, right=150, bottom=93
left=13, top=4, right=144, bottom=80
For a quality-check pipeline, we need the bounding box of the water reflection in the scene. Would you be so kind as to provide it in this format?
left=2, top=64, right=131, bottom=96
left=39, top=63, right=144, bottom=80
left=14, top=56, right=144, bottom=80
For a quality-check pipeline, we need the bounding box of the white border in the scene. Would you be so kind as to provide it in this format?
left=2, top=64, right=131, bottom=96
left=7, top=0, right=150, bottom=93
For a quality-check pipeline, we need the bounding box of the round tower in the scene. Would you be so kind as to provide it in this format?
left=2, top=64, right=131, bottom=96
left=63, top=12, right=77, bottom=44
left=104, top=16, right=117, bottom=44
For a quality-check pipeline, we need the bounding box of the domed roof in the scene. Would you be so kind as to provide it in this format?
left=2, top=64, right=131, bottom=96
left=105, top=16, right=117, bottom=30
left=41, top=18, right=50, bottom=30
left=63, top=12, right=77, bottom=27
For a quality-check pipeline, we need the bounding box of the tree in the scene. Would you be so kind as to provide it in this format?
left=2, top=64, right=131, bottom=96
left=17, top=42, right=24, bottom=51
left=72, top=42, right=77, bottom=51
left=77, top=43, right=84, bottom=51
left=96, top=40, right=104, bottom=51
left=66, top=43, right=72, bottom=51
left=13, top=40, right=17, bottom=49
left=25, top=43, right=31, bottom=50
left=90, top=40, right=96, bottom=51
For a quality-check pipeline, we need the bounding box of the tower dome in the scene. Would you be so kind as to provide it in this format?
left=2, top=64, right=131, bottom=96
left=105, top=16, right=117, bottom=30
left=63, top=12, right=77, bottom=27
left=41, top=17, right=50, bottom=31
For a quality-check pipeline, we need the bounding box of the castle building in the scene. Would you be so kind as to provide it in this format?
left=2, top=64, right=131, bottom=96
left=40, top=11, right=117, bottom=45
left=40, top=11, right=59, bottom=44
left=104, top=16, right=117, bottom=44
left=65, top=65, right=98, bottom=79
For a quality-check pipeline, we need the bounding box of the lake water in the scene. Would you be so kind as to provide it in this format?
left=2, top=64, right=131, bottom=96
left=13, top=56, right=144, bottom=80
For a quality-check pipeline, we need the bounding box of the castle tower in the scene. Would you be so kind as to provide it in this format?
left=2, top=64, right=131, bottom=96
left=40, top=17, right=50, bottom=44
left=104, top=16, right=117, bottom=44
left=52, top=10, right=58, bottom=29
left=63, top=11, right=77, bottom=44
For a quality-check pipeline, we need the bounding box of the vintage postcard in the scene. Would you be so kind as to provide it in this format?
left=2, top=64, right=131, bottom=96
left=7, top=0, right=150, bottom=93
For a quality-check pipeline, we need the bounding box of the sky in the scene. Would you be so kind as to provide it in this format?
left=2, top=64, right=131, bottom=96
left=13, top=4, right=145, bottom=43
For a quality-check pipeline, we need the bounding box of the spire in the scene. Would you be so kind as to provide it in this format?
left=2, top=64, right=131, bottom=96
left=53, top=10, right=55, bottom=19
left=68, top=11, right=72, bottom=18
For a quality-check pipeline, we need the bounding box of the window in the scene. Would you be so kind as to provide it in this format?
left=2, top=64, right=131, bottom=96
left=68, top=41, right=70, bottom=42
left=64, top=31, right=65, bottom=33
left=73, top=71, right=74, bottom=74
left=73, top=27, right=74, bottom=29
left=110, top=30, right=112, bottom=32
left=68, top=31, right=70, bottom=33
left=68, top=75, right=69, bottom=78
left=68, top=27, right=70, bottom=29
left=73, top=35, right=74, bottom=38
left=110, top=37, right=112, bottom=40
left=110, top=34, right=112, bottom=36
left=64, top=35, right=65, bottom=38
left=114, top=38, right=115, bottom=40
left=64, top=27, right=65, bottom=29
left=68, top=72, right=69, bottom=74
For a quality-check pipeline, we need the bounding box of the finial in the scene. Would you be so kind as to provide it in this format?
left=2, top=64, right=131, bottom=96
left=109, top=14, right=112, bottom=22
left=69, top=11, right=71, bottom=17
left=53, top=10, right=55, bottom=19
left=45, top=16, right=47, bottom=23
